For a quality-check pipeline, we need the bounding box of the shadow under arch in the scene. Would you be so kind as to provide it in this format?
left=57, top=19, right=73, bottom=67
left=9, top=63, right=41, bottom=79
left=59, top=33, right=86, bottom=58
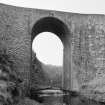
left=31, top=17, right=70, bottom=45
left=31, top=17, right=71, bottom=90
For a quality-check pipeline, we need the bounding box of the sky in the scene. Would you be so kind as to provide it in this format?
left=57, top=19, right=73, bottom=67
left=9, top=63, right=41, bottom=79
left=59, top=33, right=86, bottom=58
left=0, top=0, right=105, bottom=14
left=32, top=32, right=63, bottom=66
left=0, top=0, right=105, bottom=65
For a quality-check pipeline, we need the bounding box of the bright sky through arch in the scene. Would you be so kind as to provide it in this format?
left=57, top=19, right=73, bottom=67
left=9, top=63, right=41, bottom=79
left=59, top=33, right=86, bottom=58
left=32, top=32, right=63, bottom=66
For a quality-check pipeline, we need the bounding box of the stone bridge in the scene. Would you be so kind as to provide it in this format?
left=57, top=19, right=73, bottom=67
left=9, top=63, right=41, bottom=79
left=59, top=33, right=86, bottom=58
left=0, top=3, right=105, bottom=101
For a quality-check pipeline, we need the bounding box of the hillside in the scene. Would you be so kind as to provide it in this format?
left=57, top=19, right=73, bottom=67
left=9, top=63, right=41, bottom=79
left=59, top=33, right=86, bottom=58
left=31, top=55, right=50, bottom=89
left=31, top=53, right=63, bottom=89
left=41, top=63, right=63, bottom=88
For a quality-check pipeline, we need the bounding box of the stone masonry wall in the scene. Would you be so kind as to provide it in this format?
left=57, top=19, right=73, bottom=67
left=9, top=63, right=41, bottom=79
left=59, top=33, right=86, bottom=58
left=0, top=4, right=31, bottom=87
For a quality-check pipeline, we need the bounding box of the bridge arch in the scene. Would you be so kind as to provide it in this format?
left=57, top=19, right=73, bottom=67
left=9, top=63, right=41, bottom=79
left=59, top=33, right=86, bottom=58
left=31, top=17, right=69, bottom=45
left=31, top=17, right=70, bottom=89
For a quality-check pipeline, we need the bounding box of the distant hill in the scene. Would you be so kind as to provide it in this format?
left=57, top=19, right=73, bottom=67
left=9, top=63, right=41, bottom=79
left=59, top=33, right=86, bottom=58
left=31, top=53, right=63, bottom=89
left=41, top=63, right=63, bottom=88
left=41, top=63, right=63, bottom=79
left=31, top=55, right=50, bottom=89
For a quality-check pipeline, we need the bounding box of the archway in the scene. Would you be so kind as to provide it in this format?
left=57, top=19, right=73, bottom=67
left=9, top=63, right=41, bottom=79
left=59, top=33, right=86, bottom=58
left=31, top=17, right=70, bottom=89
